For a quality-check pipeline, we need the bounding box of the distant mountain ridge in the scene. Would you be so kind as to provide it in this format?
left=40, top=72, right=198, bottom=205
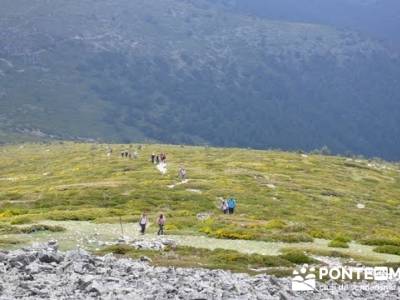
left=0, top=0, right=399, bottom=159
left=219, top=0, right=400, bottom=47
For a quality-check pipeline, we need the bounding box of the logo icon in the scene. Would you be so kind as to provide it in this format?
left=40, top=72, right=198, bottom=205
left=292, top=265, right=316, bottom=291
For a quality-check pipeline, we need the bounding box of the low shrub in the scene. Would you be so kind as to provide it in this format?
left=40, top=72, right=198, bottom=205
left=0, top=223, right=65, bottom=234
left=0, top=224, right=14, bottom=234
left=213, top=229, right=258, bottom=240
left=328, top=239, right=349, bottom=248
left=360, top=238, right=400, bottom=247
left=266, top=268, right=294, bottom=278
left=46, top=209, right=113, bottom=221
left=165, top=224, right=179, bottom=231
left=19, top=224, right=65, bottom=234
left=10, top=216, right=34, bottom=225
left=292, top=248, right=350, bottom=258
left=101, top=244, right=134, bottom=255
left=0, top=237, right=20, bottom=245
left=328, top=234, right=351, bottom=248
left=199, top=226, right=212, bottom=235
left=0, top=209, right=23, bottom=219
left=308, top=229, right=334, bottom=240
left=265, top=219, right=287, bottom=230
left=283, top=223, right=306, bottom=233
left=374, top=245, right=400, bottom=256
left=280, top=250, right=315, bottom=264
left=211, top=249, right=292, bottom=268
left=333, top=235, right=351, bottom=243
left=270, top=233, right=313, bottom=243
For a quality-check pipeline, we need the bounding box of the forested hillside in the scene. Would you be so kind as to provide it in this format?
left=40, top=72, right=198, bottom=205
left=1, top=0, right=399, bottom=159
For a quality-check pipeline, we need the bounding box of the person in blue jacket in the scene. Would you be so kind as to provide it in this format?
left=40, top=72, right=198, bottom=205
left=227, top=198, right=237, bottom=214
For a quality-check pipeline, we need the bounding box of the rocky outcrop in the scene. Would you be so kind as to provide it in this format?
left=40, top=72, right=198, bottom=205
left=0, top=241, right=399, bottom=299
left=125, top=238, right=176, bottom=251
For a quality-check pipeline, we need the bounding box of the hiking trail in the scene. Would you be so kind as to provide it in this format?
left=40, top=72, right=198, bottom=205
left=156, top=162, right=167, bottom=175
left=5, top=221, right=400, bottom=264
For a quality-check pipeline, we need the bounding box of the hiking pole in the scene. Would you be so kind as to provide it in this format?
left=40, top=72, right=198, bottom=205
left=119, top=216, right=124, bottom=238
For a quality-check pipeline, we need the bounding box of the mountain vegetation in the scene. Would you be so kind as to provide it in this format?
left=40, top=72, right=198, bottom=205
left=1, top=143, right=399, bottom=248
left=1, top=0, right=399, bottom=159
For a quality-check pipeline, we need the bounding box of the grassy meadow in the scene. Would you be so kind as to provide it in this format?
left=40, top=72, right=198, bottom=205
left=0, top=142, right=399, bottom=247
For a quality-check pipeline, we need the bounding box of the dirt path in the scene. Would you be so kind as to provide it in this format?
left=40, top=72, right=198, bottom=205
left=167, top=179, right=189, bottom=189
left=156, top=162, right=167, bottom=175
left=4, top=221, right=400, bottom=264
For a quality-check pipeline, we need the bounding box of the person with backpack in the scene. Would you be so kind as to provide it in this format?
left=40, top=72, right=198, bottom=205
left=227, top=198, right=237, bottom=214
left=157, top=214, right=166, bottom=235
left=139, top=213, right=148, bottom=235
left=179, top=167, right=187, bottom=181
left=221, top=200, right=229, bottom=214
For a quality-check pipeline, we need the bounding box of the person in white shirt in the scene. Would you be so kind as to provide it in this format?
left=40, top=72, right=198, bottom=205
left=139, top=213, right=148, bottom=235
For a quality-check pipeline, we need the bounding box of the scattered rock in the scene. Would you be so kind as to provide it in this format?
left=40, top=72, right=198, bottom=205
left=38, top=251, right=62, bottom=264
left=140, top=256, right=152, bottom=263
left=196, top=212, right=212, bottom=221
left=186, top=189, right=202, bottom=194
left=0, top=241, right=395, bottom=299
left=129, top=238, right=176, bottom=251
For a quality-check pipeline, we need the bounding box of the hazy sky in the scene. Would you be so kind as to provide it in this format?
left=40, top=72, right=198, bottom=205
left=229, top=0, right=400, bottom=45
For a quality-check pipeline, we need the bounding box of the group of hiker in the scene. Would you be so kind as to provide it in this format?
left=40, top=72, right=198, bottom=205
left=106, top=146, right=140, bottom=159
left=107, top=147, right=239, bottom=235
left=151, top=153, right=167, bottom=164
left=121, top=150, right=138, bottom=159
left=137, top=197, right=238, bottom=235
left=220, top=198, right=237, bottom=214
left=139, top=213, right=166, bottom=235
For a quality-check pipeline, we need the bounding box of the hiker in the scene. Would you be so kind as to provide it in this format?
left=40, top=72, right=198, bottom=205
left=227, top=198, right=237, bottom=214
left=221, top=200, right=228, bottom=214
left=139, top=213, right=148, bottom=235
left=107, top=147, right=113, bottom=158
left=151, top=153, right=156, bottom=163
left=179, top=167, right=186, bottom=181
left=157, top=214, right=166, bottom=235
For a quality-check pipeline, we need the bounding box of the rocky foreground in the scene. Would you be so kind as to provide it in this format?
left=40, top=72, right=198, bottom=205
left=0, top=241, right=399, bottom=300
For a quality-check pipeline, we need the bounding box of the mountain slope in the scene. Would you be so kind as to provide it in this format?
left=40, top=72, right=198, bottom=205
left=0, top=0, right=399, bottom=159
left=0, top=142, right=399, bottom=246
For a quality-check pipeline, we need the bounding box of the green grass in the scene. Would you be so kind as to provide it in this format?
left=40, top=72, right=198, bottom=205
left=328, top=240, right=349, bottom=248
left=0, top=142, right=399, bottom=244
left=374, top=245, right=400, bottom=256
left=328, top=235, right=351, bottom=248
left=0, top=223, right=65, bottom=234
left=283, top=247, right=351, bottom=259
left=96, top=244, right=312, bottom=275
left=0, top=237, right=21, bottom=246
left=360, top=238, right=400, bottom=247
